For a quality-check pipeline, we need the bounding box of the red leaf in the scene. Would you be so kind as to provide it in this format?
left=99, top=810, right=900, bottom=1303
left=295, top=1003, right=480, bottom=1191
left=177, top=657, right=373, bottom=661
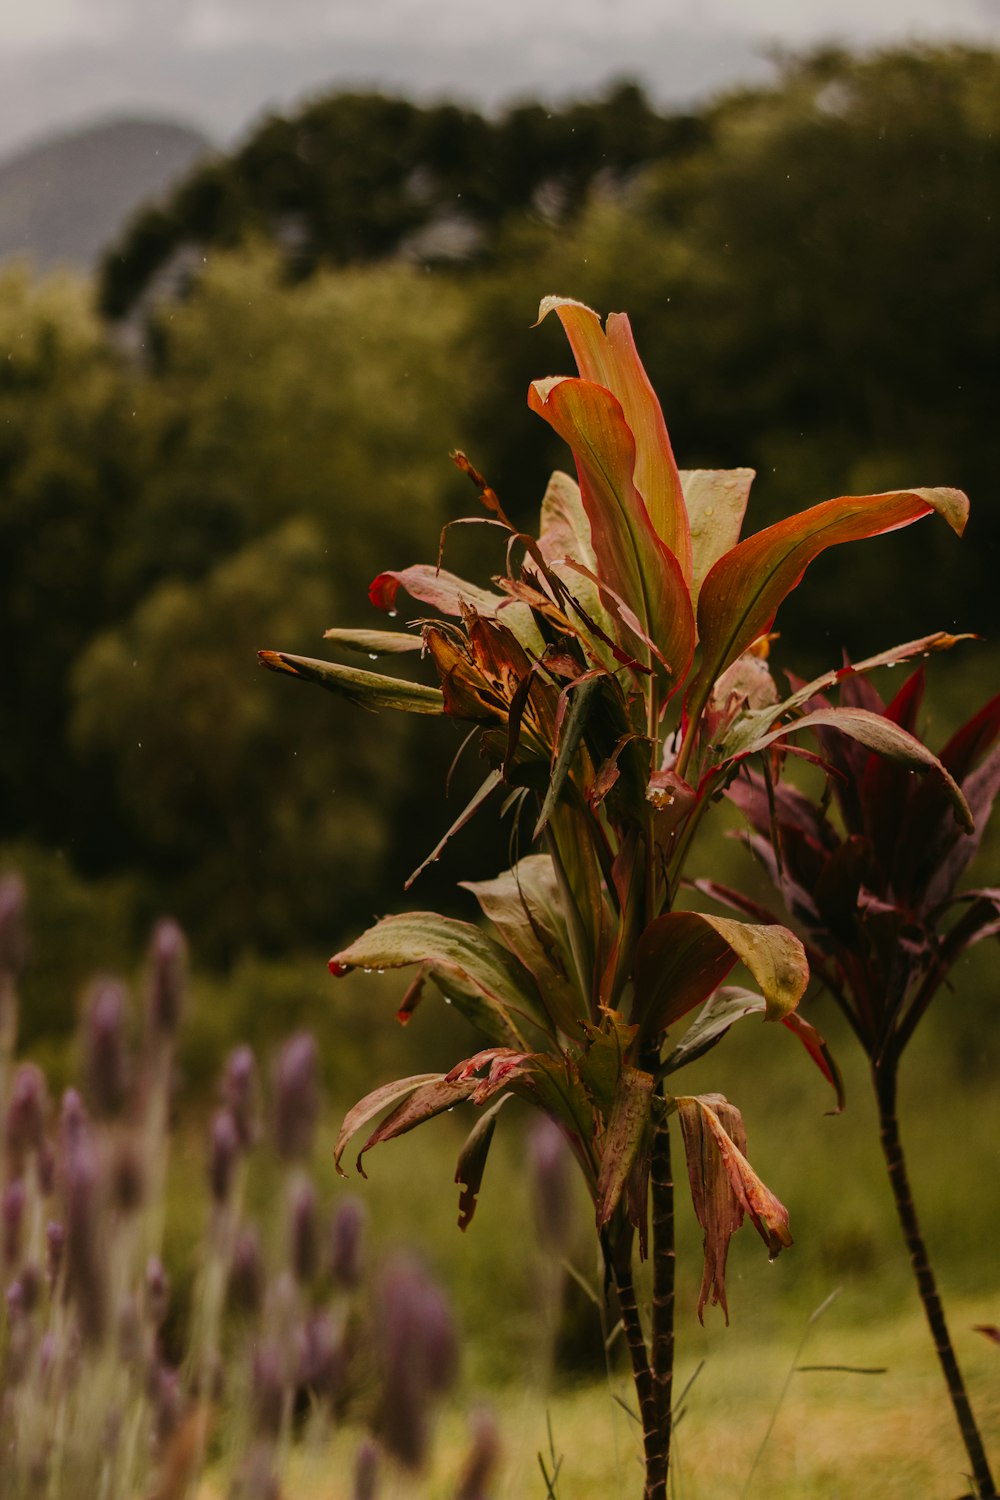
left=528, top=374, right=695, bottom=691
left=536, top=298, right=692, bottom=580
left=780, top=1012, right=846, bottom=1113
left=690, top=486, right=969, bottom=717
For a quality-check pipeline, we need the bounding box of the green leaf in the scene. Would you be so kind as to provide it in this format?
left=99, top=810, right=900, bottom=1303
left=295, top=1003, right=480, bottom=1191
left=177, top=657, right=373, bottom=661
left=682, top=468, right=755, bottom=606
left=536, top=298, right=692, bottom=579
left=461, top=855, right=582, bottom=1036
left=527, top=374, right=695, bottom=688
left=322, top=626, right=422, bottom=655
left=334, top=1073, right=443, bottom=1175
left=406, top=769, right=503, bottom=890
left=633, top=911, right=808, bottom=1040
left=534, top=674, right=601, bottom=837
left=576, top=1012, right=639, bottom=1117
left=744, top=706, right=974, bottom=832
left=257, top=650, right=443, bottom=714
left=596, top=1065, right=654, bottom=1231
left=690, top=486, right=969, bottom=717
left=454, top=1096, right=511, bottom=1231
left=662, top=987, right=769, bottom=1074
left=331, top=912, right=547, bottom=1046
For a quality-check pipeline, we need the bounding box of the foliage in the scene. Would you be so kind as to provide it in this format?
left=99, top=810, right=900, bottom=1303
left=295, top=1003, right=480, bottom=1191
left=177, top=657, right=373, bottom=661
left=262, top=296, right=971, bottom=1495
left=707, top=670, right=1000, bottom=1493
left=99, top=83, right=703, bottom=318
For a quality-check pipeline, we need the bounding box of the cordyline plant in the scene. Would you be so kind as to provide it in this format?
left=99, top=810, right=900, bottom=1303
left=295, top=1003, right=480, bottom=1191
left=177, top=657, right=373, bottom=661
left=260, top=297, right=974, bottom=1498
left=703, top=668, right=1000, bottom=1496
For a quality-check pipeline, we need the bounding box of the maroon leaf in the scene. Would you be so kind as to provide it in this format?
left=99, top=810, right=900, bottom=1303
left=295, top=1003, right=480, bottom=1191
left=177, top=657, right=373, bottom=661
left=334, top=1074, right=443, bottom=1176
left=355, top=1076, right=478, bottom=1173
left=454, top=1097, right=511, bottom=1231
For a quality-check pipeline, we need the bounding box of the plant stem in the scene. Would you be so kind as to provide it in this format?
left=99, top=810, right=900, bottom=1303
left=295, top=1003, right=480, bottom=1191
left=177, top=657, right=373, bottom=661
left=873, top=1062, right=997, bottom=1499
left=650, top=1117, right=675, bottom=1486
left=612, top=1251, right=665, bottom=1500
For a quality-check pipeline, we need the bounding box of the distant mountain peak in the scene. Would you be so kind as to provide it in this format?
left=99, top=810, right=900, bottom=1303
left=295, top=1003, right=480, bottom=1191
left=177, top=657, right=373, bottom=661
left=0, top=115, right=213, bottom=273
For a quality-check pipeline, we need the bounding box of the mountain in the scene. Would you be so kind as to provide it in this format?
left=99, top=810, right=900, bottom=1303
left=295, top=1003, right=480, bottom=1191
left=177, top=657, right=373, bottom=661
left=0, top=117, right=212, bottom=273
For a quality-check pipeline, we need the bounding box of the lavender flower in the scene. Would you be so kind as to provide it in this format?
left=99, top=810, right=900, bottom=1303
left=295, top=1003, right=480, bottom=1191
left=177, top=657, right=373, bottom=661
left=272, top=1032, right=319, bottom=1161
left=84, top=979, right=130, bottom=1116
left=4, top=1061, right=48, bottom=1172
left=528, top=1116, right=574, bottom=1255
left=146, top=918, right=187, bottom=1039
left=376, top=1255, right=458, bottom=1470
left=209, top=1109, right=241, bottom=1205
left=353, top=1438, right=379, bottom=1500
left=228, top=1225, right=265, bottom=1314
left=330, top=1196, right=366, bottom=1290
left=455, top=1408, right=501, bottom=1500
left=288, top=1176, right=319, bottom=1283
left=223, top=1044, right=259, bottom=1148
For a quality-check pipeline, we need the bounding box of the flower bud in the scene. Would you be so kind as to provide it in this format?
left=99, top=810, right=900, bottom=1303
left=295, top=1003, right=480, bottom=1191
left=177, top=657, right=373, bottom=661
left=528, top=1116, right=574, bottom=1255
left=145, top=1256, right=170, bottom=1330
left=288, top=1177, right=319, bottom=1283
left=4, top=1062, right=48, bottom=1173
left=208, top=1109, right=241, bottom=1205
left=46, top=1219, right=65, bottom=1290
left=149, top=1363, right=183, bottom=1447
left=111, top=1138, right=145, bottom=1213
left=228, top=1225, right=265, bottom=1314
left=223, top=1045, right=259, bottom=1148
left=376, top=1255, right=458, bottom=1470
left=273, top=1033, right=319, bottom=1161
left=330, top=1196, right=366, bottom=1290
left=146, top=919, right=186, bottom=1038
left=297, top=1310, right=342, bottom=1397
left=64, top=1128, right=107, bottom=1344
left=2, top=1177, right=26, bottom=1267
left=251, top=1341, right=286, bottom=1438
left=455, top=1407, right=501, bottom=1500
left=84, top=980, right=130, bottom=1116
left=353, top=1438, right=379, bottom=1500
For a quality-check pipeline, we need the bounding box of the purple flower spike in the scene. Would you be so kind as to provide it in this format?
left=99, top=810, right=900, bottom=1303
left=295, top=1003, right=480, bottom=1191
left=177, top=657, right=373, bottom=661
left=84, top=980, right=130, bottom=1117
left=224, top=1044, right=259, bottom=1148
left=208, top=1109, right=241, bottom=1205
left=273, top=1032, right=319, bottom=1161
left=528, top=1115, right=574, bottom=1255
left=330, top=1196, right=366, bottom=1290
left=147, top=918, right=187, bottom=1038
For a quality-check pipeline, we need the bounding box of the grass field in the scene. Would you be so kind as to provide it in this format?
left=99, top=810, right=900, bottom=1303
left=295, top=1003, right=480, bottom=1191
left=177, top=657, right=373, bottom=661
left=174, top=943, right=1000, bottom=1499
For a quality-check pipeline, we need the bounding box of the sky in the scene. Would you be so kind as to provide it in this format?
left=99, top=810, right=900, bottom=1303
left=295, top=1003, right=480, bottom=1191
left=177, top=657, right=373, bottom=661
left=2, top=0, right=999, bottom=160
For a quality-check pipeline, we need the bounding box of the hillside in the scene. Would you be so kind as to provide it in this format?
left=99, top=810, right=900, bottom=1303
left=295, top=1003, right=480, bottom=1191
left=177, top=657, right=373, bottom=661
left=0, top=117, right=211, bottom=272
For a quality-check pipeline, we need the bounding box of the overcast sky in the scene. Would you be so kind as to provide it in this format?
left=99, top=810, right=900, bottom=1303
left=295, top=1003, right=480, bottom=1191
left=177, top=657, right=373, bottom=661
left=2, top=0, right=999, bottom=159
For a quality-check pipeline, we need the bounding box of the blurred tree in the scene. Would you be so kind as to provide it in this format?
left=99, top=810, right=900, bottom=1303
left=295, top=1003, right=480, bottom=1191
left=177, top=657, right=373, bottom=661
left=0, top=265, right=152, bottom=860
left=98, top=84, right=702, bottom=318
left=70, top=519, right=412, bottom=960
